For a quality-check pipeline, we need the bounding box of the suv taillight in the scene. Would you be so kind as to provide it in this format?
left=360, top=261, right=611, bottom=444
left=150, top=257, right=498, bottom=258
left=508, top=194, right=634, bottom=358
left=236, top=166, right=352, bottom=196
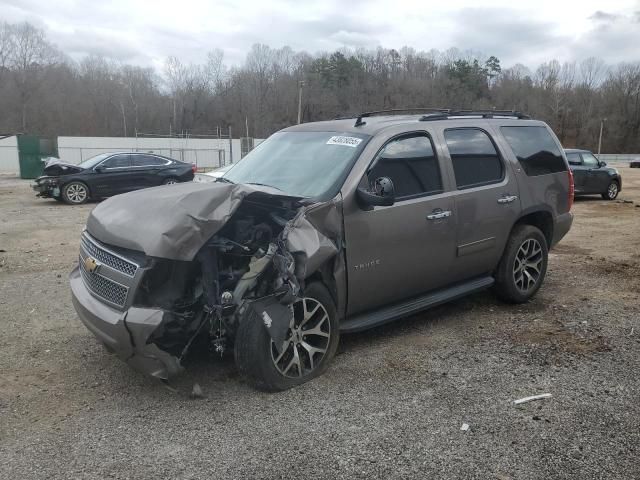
left=568, top=169, right=575, bottom=211
left=191, top=163, right=197, bottom=173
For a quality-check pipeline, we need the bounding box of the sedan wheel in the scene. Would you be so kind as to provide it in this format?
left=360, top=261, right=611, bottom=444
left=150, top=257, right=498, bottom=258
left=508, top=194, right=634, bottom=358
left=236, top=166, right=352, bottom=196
left=163, top=178, right=178, bottom=185
left=62, top=182, right=89, bottom=205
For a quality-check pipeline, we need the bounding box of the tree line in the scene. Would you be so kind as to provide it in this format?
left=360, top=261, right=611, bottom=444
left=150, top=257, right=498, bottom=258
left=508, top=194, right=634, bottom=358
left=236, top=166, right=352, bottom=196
left=1, top=21, right=639, bottom=153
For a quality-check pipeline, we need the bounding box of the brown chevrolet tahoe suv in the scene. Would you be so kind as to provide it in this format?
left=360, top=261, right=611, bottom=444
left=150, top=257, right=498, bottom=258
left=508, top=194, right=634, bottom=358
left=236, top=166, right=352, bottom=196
left=70, top=109, right=574, bottom=391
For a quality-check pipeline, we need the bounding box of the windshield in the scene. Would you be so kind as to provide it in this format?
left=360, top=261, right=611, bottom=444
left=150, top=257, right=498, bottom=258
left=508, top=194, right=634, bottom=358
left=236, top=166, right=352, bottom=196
left=78, top=153, right=111, bottom=169
left=224, top=131, right=369, bottom=199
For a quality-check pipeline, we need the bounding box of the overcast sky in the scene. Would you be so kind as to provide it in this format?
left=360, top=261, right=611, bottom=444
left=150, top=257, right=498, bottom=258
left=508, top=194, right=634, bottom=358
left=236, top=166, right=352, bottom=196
left=2, top=0, right=640, bottom=70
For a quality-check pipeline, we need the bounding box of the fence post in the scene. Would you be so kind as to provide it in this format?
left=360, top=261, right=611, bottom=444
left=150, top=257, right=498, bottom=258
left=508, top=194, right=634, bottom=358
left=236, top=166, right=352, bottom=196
left=228, top=126, right=233, bottom=164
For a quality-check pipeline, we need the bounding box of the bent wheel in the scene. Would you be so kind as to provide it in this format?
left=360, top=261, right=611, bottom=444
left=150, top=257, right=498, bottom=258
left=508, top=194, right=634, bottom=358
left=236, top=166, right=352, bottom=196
left=235, top=282, right=339, bottom=391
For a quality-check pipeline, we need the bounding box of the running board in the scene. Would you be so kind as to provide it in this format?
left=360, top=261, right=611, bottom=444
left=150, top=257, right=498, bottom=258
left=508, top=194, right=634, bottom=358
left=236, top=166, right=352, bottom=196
left=339, top=276, right=494, bottom=333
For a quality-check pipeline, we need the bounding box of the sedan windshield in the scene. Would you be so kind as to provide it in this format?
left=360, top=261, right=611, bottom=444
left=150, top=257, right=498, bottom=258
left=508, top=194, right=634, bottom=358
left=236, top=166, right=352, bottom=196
left=78, top=153, right=111, bottom=169
left=224, top=131, right=369, bottom=199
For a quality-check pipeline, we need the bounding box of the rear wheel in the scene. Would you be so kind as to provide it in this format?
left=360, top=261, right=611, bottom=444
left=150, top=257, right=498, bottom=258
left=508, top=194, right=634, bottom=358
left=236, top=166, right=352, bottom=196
left=601, top=180, right=619, bottom=200
left=62, top=182, right=89, bottom=205
left=234, top=282, right=339, bottom=391
left=162, top=177, right=178, bottom=185
left=494, top=225, right=548, bottom=303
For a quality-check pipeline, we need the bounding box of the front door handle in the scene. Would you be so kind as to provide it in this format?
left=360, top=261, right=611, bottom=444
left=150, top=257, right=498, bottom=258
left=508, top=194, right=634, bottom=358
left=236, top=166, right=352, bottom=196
left=497, top=195, right=518, bottom=204
left=426, top=209, right=452, bottom=220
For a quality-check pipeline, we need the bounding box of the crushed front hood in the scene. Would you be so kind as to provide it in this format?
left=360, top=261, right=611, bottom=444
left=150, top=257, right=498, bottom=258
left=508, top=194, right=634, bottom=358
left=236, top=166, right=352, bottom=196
left=86, top=181, right=304, bottom=261
left=42, top=159, right=84, bottom=176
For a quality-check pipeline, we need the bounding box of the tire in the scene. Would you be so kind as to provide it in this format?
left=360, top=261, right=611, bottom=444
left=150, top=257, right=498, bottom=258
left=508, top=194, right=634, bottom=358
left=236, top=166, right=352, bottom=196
left=601, top=180, right=619, bottom=200
left=62, top=181, right=89, bottom=205
left=234, top=282, right=340, bottom=391
left=162, top=177, right=179, bottom=185
left=493, top=225, right=548, bottom=304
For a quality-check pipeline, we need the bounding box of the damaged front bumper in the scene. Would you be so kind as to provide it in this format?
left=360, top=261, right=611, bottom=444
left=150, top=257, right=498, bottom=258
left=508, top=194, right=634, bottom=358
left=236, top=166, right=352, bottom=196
left=70, top=266, right=182, bottom=379
left=31, top=180, right=60, bottom=198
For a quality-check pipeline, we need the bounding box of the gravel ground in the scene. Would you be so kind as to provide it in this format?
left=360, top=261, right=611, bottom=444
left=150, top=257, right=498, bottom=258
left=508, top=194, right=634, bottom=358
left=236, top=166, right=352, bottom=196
left=1, top=167, right=639, bottom=479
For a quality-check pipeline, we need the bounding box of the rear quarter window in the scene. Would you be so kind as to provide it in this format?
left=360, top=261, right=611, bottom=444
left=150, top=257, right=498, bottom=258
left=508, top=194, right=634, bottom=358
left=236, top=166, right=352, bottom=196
left=501, top=126, right=567, bottom=176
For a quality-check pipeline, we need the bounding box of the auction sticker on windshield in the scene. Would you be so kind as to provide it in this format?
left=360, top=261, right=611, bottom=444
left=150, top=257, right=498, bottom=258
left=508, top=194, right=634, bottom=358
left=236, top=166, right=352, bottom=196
left=326, top=136, right=363, bottom=147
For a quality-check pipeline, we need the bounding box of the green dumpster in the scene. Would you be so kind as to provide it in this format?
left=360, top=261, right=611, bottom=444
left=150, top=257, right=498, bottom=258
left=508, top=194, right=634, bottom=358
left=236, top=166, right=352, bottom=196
left=17, top=135, right=43, bottom=179
left=17, top=135, right=58, bottom=179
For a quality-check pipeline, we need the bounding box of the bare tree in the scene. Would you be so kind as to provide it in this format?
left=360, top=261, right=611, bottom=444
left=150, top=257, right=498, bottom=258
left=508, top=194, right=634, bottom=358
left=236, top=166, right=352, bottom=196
left=8, top=22, right=61, bottom=131
left=2, top=20, right=640, bottom=153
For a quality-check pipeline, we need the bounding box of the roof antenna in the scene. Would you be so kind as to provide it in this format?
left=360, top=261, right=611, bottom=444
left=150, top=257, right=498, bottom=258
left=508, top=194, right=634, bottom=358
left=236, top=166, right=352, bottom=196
left=354, top=115, right=366, bottom=127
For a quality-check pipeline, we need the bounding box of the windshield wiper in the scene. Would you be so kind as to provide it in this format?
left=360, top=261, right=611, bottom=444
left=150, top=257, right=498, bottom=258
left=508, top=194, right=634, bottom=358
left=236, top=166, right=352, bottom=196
left=216, top=177, right=235, bottom=184
left=245, top=182, right=284, bottom=192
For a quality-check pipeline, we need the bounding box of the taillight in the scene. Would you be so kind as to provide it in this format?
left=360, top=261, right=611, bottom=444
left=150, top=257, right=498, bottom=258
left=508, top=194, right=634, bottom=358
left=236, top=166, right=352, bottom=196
left=191, top=163, right=197, bottom=173
left=567, top=169, right=575, bottom=211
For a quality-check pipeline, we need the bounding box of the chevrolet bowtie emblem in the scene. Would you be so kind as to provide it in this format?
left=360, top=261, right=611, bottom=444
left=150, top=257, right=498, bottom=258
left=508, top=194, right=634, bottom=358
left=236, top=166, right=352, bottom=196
left=84, top=256, right=100, bottom=273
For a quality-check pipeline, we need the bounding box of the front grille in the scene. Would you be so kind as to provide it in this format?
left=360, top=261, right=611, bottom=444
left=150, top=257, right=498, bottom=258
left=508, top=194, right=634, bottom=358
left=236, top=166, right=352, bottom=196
left=80, top=234, right=138, bottom=277
left=79, top=256, right=129, bottom=307
left=78, top=232, right=142, bottom=309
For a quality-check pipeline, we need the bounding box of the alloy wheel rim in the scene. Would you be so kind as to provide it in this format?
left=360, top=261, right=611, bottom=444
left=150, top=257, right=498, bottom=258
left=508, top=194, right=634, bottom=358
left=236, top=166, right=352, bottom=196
left=165, top=179, right=177, bottom=185
left=67, top=184, right=87, bottom=203
left=513, top=238, right=543, bottom=293
left=608, top=183, right=618, bottom=198
left=271, top=297, right=331, bottom=378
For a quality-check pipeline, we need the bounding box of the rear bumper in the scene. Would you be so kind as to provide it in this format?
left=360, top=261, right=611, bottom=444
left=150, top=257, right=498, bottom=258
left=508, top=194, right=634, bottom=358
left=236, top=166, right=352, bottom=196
left=70, top=266, right=183, bottom=379
left=551, top=212, right=573, bottom=247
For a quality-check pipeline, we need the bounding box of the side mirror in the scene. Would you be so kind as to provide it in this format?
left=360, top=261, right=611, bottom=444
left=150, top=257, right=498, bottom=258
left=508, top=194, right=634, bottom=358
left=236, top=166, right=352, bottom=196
left=356, top=177, right=395, bottom=209
left=599, top=161, right=607, bottom=167
left=95, top=165, right=105, bottom=172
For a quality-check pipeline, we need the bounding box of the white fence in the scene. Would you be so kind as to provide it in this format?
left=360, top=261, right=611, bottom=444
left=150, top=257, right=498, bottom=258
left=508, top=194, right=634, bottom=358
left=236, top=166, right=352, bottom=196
left=0, top=136, right=265, bottom=175
left=598, top=154, right=640, bottom=163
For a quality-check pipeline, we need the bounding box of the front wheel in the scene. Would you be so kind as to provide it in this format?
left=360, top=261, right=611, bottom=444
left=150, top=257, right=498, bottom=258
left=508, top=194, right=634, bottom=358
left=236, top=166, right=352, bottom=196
left=62, top=182, right=89, bottom=205
left=601, top=180, right=619, bottom=200
left=234, top=282, right=339, bottom=391
left=493, top=225, right=548, bottom=304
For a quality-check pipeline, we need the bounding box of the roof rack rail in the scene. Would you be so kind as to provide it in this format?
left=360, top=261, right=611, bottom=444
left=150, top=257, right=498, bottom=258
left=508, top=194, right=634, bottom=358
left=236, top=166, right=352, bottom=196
left=420, top=110, right=530, bottom=121
left=352, top=108, right=451, bottom=127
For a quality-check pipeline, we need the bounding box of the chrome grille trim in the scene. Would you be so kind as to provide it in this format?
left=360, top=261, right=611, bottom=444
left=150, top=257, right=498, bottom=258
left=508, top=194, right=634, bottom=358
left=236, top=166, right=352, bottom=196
left=78, top=255, right=129, bottom=308
left=78, top=232, right=144, bottom=310
left=80, top=232, right=138, bottom=277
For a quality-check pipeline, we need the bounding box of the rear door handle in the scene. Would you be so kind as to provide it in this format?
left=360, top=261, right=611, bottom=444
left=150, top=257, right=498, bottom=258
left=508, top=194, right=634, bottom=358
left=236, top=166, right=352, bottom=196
left=426, top=209, right=452, bottom=220
left=497, top=195, right=518, bottom=204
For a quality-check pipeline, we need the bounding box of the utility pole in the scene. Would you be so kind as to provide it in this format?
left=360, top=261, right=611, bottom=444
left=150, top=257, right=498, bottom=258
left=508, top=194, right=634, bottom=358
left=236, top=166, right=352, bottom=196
left=297, top=80, right=305, bottom=124
left=597, top=118, right=607, bottom=156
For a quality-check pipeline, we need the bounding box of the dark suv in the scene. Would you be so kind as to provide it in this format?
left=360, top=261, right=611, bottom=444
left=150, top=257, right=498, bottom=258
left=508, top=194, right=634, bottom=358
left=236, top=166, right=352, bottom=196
left=565, top=149, right=622, bottom=200
left=70, top=110, right=574, bottom=391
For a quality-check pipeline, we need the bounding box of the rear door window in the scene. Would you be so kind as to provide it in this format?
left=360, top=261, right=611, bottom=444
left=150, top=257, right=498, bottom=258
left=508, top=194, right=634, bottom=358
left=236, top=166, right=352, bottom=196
left=444, top=129, right=503, bottom=189
left=102, top=154, right=130, bottom=169
left=132, top=155, right=168, bottom=167
left=368, top=133, right=443, bottom=199
left=501, top=126, right=567, bottom=176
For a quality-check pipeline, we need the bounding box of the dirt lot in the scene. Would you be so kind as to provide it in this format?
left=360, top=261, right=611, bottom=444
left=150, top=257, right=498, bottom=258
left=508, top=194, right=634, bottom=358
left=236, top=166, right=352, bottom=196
left=1, top=167, right=639, bottom=479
